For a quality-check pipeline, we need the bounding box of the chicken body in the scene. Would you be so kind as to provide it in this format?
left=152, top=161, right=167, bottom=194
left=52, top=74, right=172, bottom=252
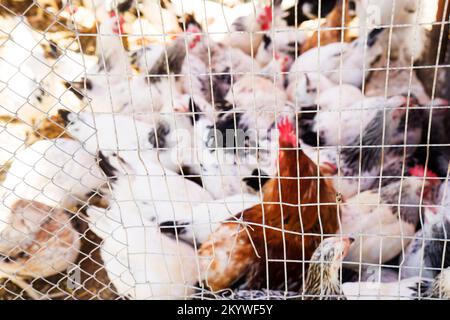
left=88, top=193, right=198, bottom=299
left=61, top=107, right=194, bottom=174
left=343, top=266, right=450, bottom=300
left=0, top=138, right=105, bottom=212
left=288, top=29, right=383, bottom=89
left=401, top=187, right=450, bottom=279
left=221, top=4, right=287, bottom=56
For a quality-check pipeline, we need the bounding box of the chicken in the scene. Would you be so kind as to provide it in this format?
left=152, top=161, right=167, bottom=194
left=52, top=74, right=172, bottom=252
left=0, top=138, right=105, bottom=213
left=364, top=49, right=431, bottom=104
left=309, top=96, right=423, bottom=199
left=221, top=2, right=287, bottom=56
left=198, top=117, right=339, bottom=291
left=302, top=236, right=353, bottom=299
left=208, top=74, right=291, bottom=185
left=0, top=15, right=67, bottom=125
left=339, top=165, right=440, bottom=269
left=297, top=95, right=421, bottom=198
left=305, top=95, right=407, bottom=147
left=59, top=105, right=193, bottom=174
left=287, top=28, right=384, bottom=89
left=301, top=0, right=352, bottom=54
left=87, top=190, right=198, bottom=299
left=131, top=21, right=212, bottom=102
left=255, top=28, right=307, bottom=69
left=66, top=9, right=188, bottom=119
left=178, top=94, right=280, bottom=199
left=0, top=138, right=104, bottom=297
left=353, top=0, right=426, bottom=61
left=211, top=47, right=261, bottom=103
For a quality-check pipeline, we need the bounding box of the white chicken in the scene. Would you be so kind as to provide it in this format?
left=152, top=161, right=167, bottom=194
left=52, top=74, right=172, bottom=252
left=353, top=0, right=426, bottom=61
left=287, top=28, right=384, bottom=90
left=340, top=166, right=440, bottom=268
left=400, top=183, right=450, bottom=279
left=255, top=27, right=307, bottom=68
left=67, top=10, right=187, bottom=119
left=220, top=2, right=287, bottom=56
left=86, top=145, right=258, bottom=298
left=60, top=106, right=197, bottom=174
left=0, top=16, right=49, bottom=124
left=87, top=192, right=198, bottom=299
left=187, top=83, right=290, bottom=198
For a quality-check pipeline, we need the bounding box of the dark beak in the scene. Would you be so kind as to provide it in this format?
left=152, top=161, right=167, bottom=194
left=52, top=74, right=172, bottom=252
left=58, top=109, right=71, bottom=126
left=63, top=81, right=85, bottom=100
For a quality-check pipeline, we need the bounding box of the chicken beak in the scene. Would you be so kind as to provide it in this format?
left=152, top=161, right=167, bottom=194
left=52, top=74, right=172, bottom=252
left=57, top=109, right=72, bottom=126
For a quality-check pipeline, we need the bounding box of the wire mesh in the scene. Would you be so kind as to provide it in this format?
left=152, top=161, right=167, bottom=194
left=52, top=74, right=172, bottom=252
left=0, top=0, right=448, bottom=300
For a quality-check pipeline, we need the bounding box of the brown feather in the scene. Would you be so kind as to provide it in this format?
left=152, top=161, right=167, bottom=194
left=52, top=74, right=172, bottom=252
left=301, top=0, right=352, bottom=54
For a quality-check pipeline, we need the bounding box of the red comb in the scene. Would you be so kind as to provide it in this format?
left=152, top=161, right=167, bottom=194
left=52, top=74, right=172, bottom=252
left=258, top=5, right=273, bottom=31
left=187, top=26, right=202, bottom=49
left=409, top=165, right=438, bottom=179
left=277, top=117, right=297, bottom=147
left=110, top=11, right=125, bottom=35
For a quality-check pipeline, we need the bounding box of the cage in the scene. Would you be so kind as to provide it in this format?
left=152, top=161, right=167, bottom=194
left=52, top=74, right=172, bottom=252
left=0, top=0, right=449, bottom=300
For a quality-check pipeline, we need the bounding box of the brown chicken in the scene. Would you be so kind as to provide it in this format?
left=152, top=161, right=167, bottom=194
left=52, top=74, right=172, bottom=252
left=301, top=0, right=352, bottom=54
left=199, top=117, right=339, bottom=292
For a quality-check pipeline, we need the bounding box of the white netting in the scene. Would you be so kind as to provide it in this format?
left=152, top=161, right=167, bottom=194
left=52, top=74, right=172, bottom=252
left=0, top=0, right=449, bottom=300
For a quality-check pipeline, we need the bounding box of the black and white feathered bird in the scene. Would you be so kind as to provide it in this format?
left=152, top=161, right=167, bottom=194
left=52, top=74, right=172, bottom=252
left=182, top=97, right=274, bottom=198
left=0, top=138, right=105, bottom=289
left=221, top=1, right=287, bottom=56
left=304, top=96, right=422, bottom=199
left=0, top=15, right=77, bottom=128
left=59, top=103, right=193, bottom=174
left=255, top=28, right=307, bottom=70
left=66, top=10, right=188, bottom=119
left=287, top=28, right=384, bottom=90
